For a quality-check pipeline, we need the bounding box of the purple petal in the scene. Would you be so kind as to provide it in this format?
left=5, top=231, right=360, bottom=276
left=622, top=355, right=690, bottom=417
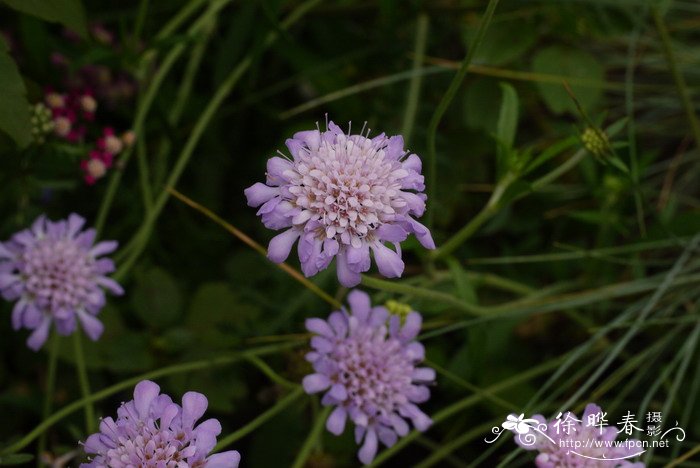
left=302, top=373, right=330, bottom=394
left=267, top=228, right=301, bottom=263
left=336, top=251, right=361, bottom=287
left=346, top=244, right=370, bottom=273
left=347, top=290, right=371, bottom=321
left=358, top=427, right=378, bottom=465
left=326, top=406, right=347, bottom=435
left=266, top=156, right=293, bottom=184
left=306, top=318, right=334, bottom=337
left=384, top=135, right=405, bottom=160
left=370, top=243, right=404, bottom=278
left=405, top=217, right=435, bottom=249
left=11, top=300, right=26, bottom=330
left=96, top=276, right=124, bottom=295
left=67, top=213, right=86, bottom=237
left=376, top=224, right=408, bottom=243
left=244, top=182, right=279, bottom=207
left=412, top=367, right=435, bottom=382
left=77, top=310, right=104, bottom=341
left=205, top=451, right=241, bottom=468
left=328, top=384, right=348, bottom=401
left=182, top=391, right=209, bottom=428
left=90, top=241, right=118, bottom=257
left=292, top=130, right=321, bottom=152
left=26, top=316, right=51, bottom=351
left=377, top=426, right=398, bottom=448
left=134, top=380, right=161, bottom=419
left=400, top=312, right=422, bottom=341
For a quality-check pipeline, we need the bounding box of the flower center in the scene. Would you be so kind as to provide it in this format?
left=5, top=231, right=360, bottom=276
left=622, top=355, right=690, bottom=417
left=20, top=237, right=94, bottom=313
left=289, top=134, right=408, bottom=247
left=332, top=323, right=413, bottom=416
left=105, top=424, right=199, bottom=468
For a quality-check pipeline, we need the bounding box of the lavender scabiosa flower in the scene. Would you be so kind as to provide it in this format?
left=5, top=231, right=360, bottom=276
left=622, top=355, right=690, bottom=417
left=0, top=214, right=123, bottom=350
left=244, top=120, right=435, bottom=287
left=513, top=404, right=644, bottom=467
left=302, top=290, right=435, bottom=464
left=81, top=380, right=241, bottom=468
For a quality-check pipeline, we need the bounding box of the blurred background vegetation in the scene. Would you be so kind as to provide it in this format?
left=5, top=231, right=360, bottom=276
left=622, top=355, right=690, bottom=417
left=1, top=0, right=700, bottom=466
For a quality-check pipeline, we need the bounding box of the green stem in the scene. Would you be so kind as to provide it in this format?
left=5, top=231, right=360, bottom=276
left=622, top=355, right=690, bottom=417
left=37, top=333, right=60, bottom=467
left=72, top=333, right=95, bottom=434
left=246, top=355, right=298, bottom=390
left=401, top=13, right=430, bottom=145
left=112, top=0, right=322, bottom=280
left=291, top=405, right=331, bottom=468
left=0, top=341, right=301, bottom=456
left=95, top=1, right=232, bottom=236
left=133, top=0, right=150, bottom=42
left=214, top=386, right=304, bottom=452
left=652, top=8, right=700, bottom=148
left=426, top=0, right=501, bottom=231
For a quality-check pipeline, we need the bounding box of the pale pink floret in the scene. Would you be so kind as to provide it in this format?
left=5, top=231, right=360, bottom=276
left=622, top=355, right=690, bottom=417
left=81, top=380, right=241, bottom=468
left=303, top=290, right=434, bottom=464
left=245, top=120, right=434, bottom=287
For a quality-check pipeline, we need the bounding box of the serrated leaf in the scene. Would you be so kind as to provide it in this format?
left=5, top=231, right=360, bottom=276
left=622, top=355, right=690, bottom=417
left=1, top=0, right=87, bottom=38
left=532, top=46, right=604, bottom=115
left=0, top=37, right=31, bottom=147
left=132, top=267, right=183, bottom=329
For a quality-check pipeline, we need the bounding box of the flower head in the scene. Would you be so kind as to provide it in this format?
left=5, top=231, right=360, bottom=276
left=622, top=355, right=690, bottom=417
left=0, top=214, right=123, bottom=350
left=513, top=404, right=644, bottom=467
left=303, top=290, right=434, bottom=464
left=245, top=120, right=434, bottom=287
left=81, top=380, right=241, bottom=468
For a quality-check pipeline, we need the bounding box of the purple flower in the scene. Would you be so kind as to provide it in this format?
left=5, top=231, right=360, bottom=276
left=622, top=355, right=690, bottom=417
left=302, top=290, right=435, bottom=464
left=514, top=403, right=645, bottom=467
left=81, top=380, right=241, bottom=468
left=0, top=214, right=123, bottom=350
left=244, top=120, right=435, bottom=287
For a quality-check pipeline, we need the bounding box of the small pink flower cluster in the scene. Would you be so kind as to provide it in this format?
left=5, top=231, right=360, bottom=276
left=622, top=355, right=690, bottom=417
left=44, top=88, right=134, bottom=185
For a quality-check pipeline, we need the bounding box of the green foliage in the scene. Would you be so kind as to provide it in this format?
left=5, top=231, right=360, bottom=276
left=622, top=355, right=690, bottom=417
left=0, top=37, right=31, bottom=147
left=532, top=46, right=604, bottom=115
left=1, top=0, right=87, bottom=37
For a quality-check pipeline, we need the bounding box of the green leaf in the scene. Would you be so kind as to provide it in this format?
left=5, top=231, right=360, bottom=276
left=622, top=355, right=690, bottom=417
left=463, top=78, right=500, bottom=132
left=496, top=82, right=519, bottom=172
left=1, top=0, right=87, bottom=38
left=131, top=267, right=184, bottom=329
left=463, top=17, right=536, bottom=66
left=532, top=46, right=604, bottom=115
left=0, top=37, right=31, bottom=147
left=0, top=454, right=34, bottom=465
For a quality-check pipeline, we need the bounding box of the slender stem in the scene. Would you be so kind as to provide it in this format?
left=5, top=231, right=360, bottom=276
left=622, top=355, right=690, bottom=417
left=214, top=386, right=304, bottom=452
left=0, top=341, right=302, bottom=456
left=652, top=8, right=700, bottom=148
left=426, top=0, right=501, bottom=230
left=434, top=145, right=588, bottom=260
left=163, top=189, right=341, bottom=309
left=246, top=355, right=298, bottom=390
left=37, top=333, right=60, bottom=467
left=401, top=13, right=430, bottom=145
left=95, top=1, right=232, bottom=236
left=136, top=137, right=153, bottom=212
left=72, top=333, right=95, bottom=434
left=133, top=0, right=150, bottom=42
left=291, top=405, right=331, bottom=468
left=112, top=0, right=322, bottom=278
